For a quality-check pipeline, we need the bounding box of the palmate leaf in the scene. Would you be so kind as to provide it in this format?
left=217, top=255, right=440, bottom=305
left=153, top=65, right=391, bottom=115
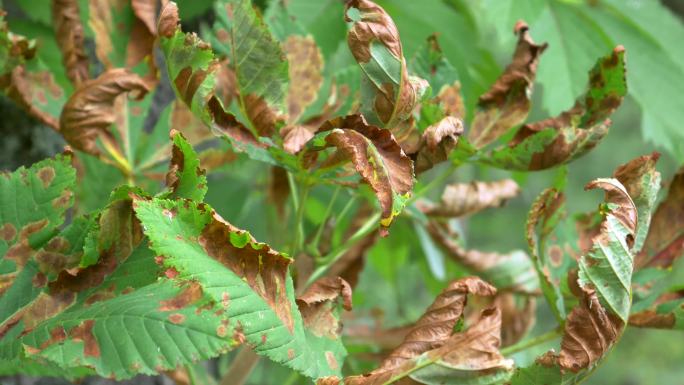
left=133, top=197, right=347, bottom=380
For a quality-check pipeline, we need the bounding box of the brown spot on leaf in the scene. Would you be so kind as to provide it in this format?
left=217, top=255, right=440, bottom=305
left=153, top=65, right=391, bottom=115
left=164, top=267, right=179, bottom=279
left=629, top=310, right=676, bottom=329
left=168, top=313, right=186, bottom=324
left=288, top=348, right=295, bottom=360
left=159, top=281, right=203, bottom=311
left=37, top=167, right=55, bottom=187
left=5, top=219, right=49, bottom=268
left=284, top=35, right=323, bottom=123
left=0, top=223, right=17, bottom=242
left=70, top=320, right=100, bottom=358
left=217, top=324, right=228, bottom=338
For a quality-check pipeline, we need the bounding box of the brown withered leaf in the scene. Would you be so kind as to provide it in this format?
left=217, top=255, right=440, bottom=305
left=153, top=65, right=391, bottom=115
left=51, top=0, right=90, bottom=86
left=320, top=306, right=512, bottom=385
left=132, top=0, right=158, bottom=34
left=1, top=67, right=63, bottom=130
left=296, top=277, right=352, bottom=339
left=468, top=21, right=547, bottom=149
left=282, top=124, right=316, bottom=154
left=59, top=68, right=150, bottom=157
left=423, top=179, right=520, bottom=218
left=436, top=82, right=465, bottom=120
left=466, top=292, right=536, bottom=347
left=414, top=116, right=463, bottom=173
left=629, top=309, right=676, bottom=329
left=558, top=288, right=623, bottom=372
left=638, top=165, right=684, bottom=268
left=284, top=35, right=323, bottom=123
left=319, top=115, right=414, bottom=230
left=375, top=277, right=496, bottom=372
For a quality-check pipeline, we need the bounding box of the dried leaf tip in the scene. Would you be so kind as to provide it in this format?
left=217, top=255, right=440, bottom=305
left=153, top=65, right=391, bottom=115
left=158, top=2, right=179, bottom=38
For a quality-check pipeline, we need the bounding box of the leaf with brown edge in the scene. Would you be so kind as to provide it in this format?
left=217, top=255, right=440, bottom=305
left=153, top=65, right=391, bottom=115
left=638, top=165, right=684, bottom=269
left=0, top=16, right=65, bottom=130
left=59, top=68, right=150, bottom=158
left=158, top=3, right=298, bottom=169
left=468, top=21, right=547, bottom=149
left=577, top=178, right=637, bottom=321
left=162, top=131, right=207, bottom=202
left=296, top=277, right=352, bottom=339
left=209, top=0, right=289, bottom=137
left=413, top=116, right=463, bottom=174
left=422, top=179, right=520, bottom=218
left=318, top=114, right=414, bottom=231
left=612, top=152, right=661, bottom=255
left=51, top=0, right=89, bottom=86
left=485, top=46, right=627, bottom=171
left=345, top=0, right=429, bottom=152
left=133, top=197, right=347, bottom=379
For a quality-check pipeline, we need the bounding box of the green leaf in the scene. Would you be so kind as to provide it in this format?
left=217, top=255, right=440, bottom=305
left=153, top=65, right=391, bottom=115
left=484, top=46, right=626, bottom=171
left=211, top=0, right=289, bottom=136
left=158, top=3, right=299, bottom=169
left=577, top=179, right=636, bottom=321
left=162, top=132, right=208, bottom=202
left=133, top=197, right=347, bottom=380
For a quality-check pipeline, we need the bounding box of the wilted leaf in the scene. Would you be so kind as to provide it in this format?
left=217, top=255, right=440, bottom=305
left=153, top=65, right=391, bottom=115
left=59, top=68, right=150, bottom=159
left=423, top=179, right=520, bottom=218
left=51, top=0, right=90, bottom=86
left=485, top=46, right=627, bottom=171
left=413, top=116, right=463, bottom=174
left=637, top=165, right=684, bottom=268
left=345, top=0, right=428, bottom=152
left=87, top=0, right=158, bottom=85
left=468, top=21, right=547, bottom=149
left=318, top=115, right=414, bottom=231
left=297, top=276, right=352, bottom=339
left=319, top=278, right=513, bottom=385
left=133, top=197, right=347, bottom=379
left=426, top=221, right=538, bottom=294
left=0, top=15, right=65, bottom=130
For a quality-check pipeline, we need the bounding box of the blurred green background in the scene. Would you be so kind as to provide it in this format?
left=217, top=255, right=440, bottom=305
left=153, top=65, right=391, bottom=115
left=2, top=0, right=684, bottom=384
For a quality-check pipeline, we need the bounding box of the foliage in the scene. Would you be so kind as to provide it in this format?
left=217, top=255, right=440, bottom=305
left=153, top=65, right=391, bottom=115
left=0, top=0, right=683, bottom=384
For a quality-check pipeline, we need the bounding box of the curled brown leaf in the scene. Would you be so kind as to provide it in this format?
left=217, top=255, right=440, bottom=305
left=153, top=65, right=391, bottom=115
left=320, top=115, right=414, bottom=230
left=639, top=165, right=684, bottom=268
left=296, top=277, right=352, bottom=340
left=559, top=288, right=623, bottom=372
left=375, top=277, right=496, bottom=372
left=423, top=179, right=520, bottom=218
left=59, top=68, right=150, bottom=157
left=468, top=21, right=547, bottom=148
left=51, top=0, right=90, bottom=86
left=414, top=116, right=463, bottom=173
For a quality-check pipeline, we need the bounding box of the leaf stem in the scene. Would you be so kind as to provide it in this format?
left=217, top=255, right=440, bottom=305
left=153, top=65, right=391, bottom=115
left=500, top=328, right=562, bottom=356
left=305, top=211, right=381, bottom=287
left=220, top=348, right=260, bottom=385
left=310, top=185, right=342, bottom=254
left=289, top=172, right=310, bottom=257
